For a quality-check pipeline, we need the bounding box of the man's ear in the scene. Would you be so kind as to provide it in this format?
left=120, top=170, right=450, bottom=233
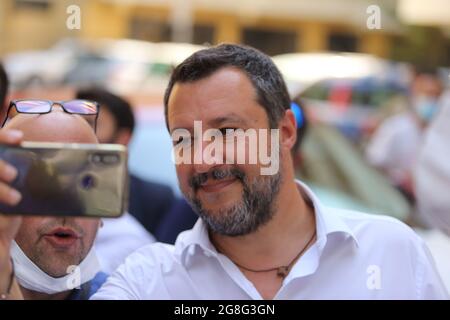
left=115, top=129, right=132, bottom=146
left=279, top=110, right=297, bottom=151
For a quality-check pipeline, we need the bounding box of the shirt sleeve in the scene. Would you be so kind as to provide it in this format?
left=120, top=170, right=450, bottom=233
left=90, top=243, right=172, bottom=300
left=95, top=212, right=155, bottom=274
left=90, top=259, right=141, bottom=300
left=366, top=118, right=397, bottom=168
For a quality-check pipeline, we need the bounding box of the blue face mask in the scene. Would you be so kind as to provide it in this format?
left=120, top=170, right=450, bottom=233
left=414, top=96, right=439, bottom=122
left=290, top=102, right=304, bottom=128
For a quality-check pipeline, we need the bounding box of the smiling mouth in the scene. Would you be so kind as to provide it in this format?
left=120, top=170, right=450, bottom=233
left=198, top=178, right=238, bottom=193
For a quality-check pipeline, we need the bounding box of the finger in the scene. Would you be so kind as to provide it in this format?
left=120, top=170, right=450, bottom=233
left=0, top=183, right=21, bottom=206
left=0, top=129, right=23, bottom=145
left=0, top=214, right=22, bottom=238
left=0, top=160, right=18, bottom=183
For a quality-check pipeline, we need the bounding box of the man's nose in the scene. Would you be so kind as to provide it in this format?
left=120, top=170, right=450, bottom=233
left=51, top=104, right=65, bottom=113
left=191, top=140, right=223, bottom=174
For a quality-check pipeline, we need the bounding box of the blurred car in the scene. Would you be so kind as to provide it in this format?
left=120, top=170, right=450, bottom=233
left=273, top=52, right=412, bottom=142
left=3, top=37, right=206, bottom=94
left=3, top=38, right=82, bottom=89
left=299, top=77, right=408, bottom=142
left=62, top=52, right=118, bottom=88
left=296, top=122, right=410, bottom=221
left=105, top=41, right=207, bottom=95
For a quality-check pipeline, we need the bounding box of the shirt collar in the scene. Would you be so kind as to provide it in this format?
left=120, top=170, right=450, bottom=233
left=175, top=218, right=217, bottom=267
left=296, top=180, right=360, bottom=249
left=175, top=179, right=360, bottom=267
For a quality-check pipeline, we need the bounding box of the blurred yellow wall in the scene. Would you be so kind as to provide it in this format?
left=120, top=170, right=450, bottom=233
left=82, top=1, right=394, bottom=57
left=0, top=0, right=394, bottom=58
left=0, top=0, right=84, bottom=55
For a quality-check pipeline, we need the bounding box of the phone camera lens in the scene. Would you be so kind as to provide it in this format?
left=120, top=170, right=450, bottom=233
left=102, top=154, right=119, bottom=165
left=81, top=174, right=96, bottom=190
left=92, top=155, right=102, bottom=164
left=91, top=153, right=119, bottom=165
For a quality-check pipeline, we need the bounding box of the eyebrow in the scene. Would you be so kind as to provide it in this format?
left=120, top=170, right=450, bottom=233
left=208, top=114, right=247, bottom=127
left=170, top=113, right=247, bottom=133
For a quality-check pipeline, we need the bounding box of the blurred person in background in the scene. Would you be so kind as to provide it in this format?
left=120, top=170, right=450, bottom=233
left=366, top=70, right=443, bottom=202
left=76, top=88, right=198, bottom=245
left=292, top=98, right=410, bottom=221
left=75, top=88, right=172, bottom=234
left=415, top=87, right=450, bottom=235
left=75, top=89, right=156, bottom=272
left=413, top=85, right=450, bottom=292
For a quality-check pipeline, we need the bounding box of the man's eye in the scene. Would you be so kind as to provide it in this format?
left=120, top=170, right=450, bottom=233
left=173, top=136, right=191, bottom=146
left=219, top=128, right=236, bottom=136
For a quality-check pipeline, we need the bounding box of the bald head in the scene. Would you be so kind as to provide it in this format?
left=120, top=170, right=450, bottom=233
left=4, top=109, right=98, bottom=143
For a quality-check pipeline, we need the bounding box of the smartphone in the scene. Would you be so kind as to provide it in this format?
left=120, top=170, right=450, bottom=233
left=0, top=141, right=128, bottom=218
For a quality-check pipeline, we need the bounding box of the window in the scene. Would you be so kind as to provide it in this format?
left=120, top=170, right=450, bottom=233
left=192, top=25, right=214, bottom=46
left=14, top=0, right=50, bottom=10
left=130, top=17, right=213, bottom=46
left=130, top=18, right=171, bottom=42
left=328, top=33, right=357, bottom=52
left=243, top=27, right=297, bottom=56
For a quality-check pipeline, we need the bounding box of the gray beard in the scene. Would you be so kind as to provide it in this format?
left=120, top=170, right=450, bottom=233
left=187, top=171, right=282, bottom=237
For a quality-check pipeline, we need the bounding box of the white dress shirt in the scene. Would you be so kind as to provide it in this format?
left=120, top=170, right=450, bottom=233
left=366, top=112, right=422, bottom=185
left=416, top=95, right=450, bottom=236
left=95, top=212, right=155, bottom=274
left=92, top=181, right=448, bottom=300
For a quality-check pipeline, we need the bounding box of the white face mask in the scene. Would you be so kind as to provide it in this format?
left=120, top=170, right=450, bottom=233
left=10, top=240, right=100, bottom=295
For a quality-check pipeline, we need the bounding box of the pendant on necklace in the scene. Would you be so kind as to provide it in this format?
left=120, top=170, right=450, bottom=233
left=276, top=266, right=289, bottom=278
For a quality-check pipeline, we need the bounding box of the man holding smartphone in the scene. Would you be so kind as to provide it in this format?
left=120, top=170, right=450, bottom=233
left=0, top=108, right=110, bottom=300
left=0, top=63, right=108, bottom=299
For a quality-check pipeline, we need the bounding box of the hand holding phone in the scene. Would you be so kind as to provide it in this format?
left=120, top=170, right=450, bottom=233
left=0, top=129, right=23, bottom=207
left=0, top=129, right=24, bottom=295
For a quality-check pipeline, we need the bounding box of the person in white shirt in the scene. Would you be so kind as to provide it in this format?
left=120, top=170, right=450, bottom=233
left=366, top=73, right=443, bottom=199
left=415, top=89, right=450, bottom=235
left=93, top=44, right=448, bottom=300
left=95, top=213, right=154, bottom=274
left=74, top=89, right=156, bottom=273
left=0, top=106, right=107, bottom=300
